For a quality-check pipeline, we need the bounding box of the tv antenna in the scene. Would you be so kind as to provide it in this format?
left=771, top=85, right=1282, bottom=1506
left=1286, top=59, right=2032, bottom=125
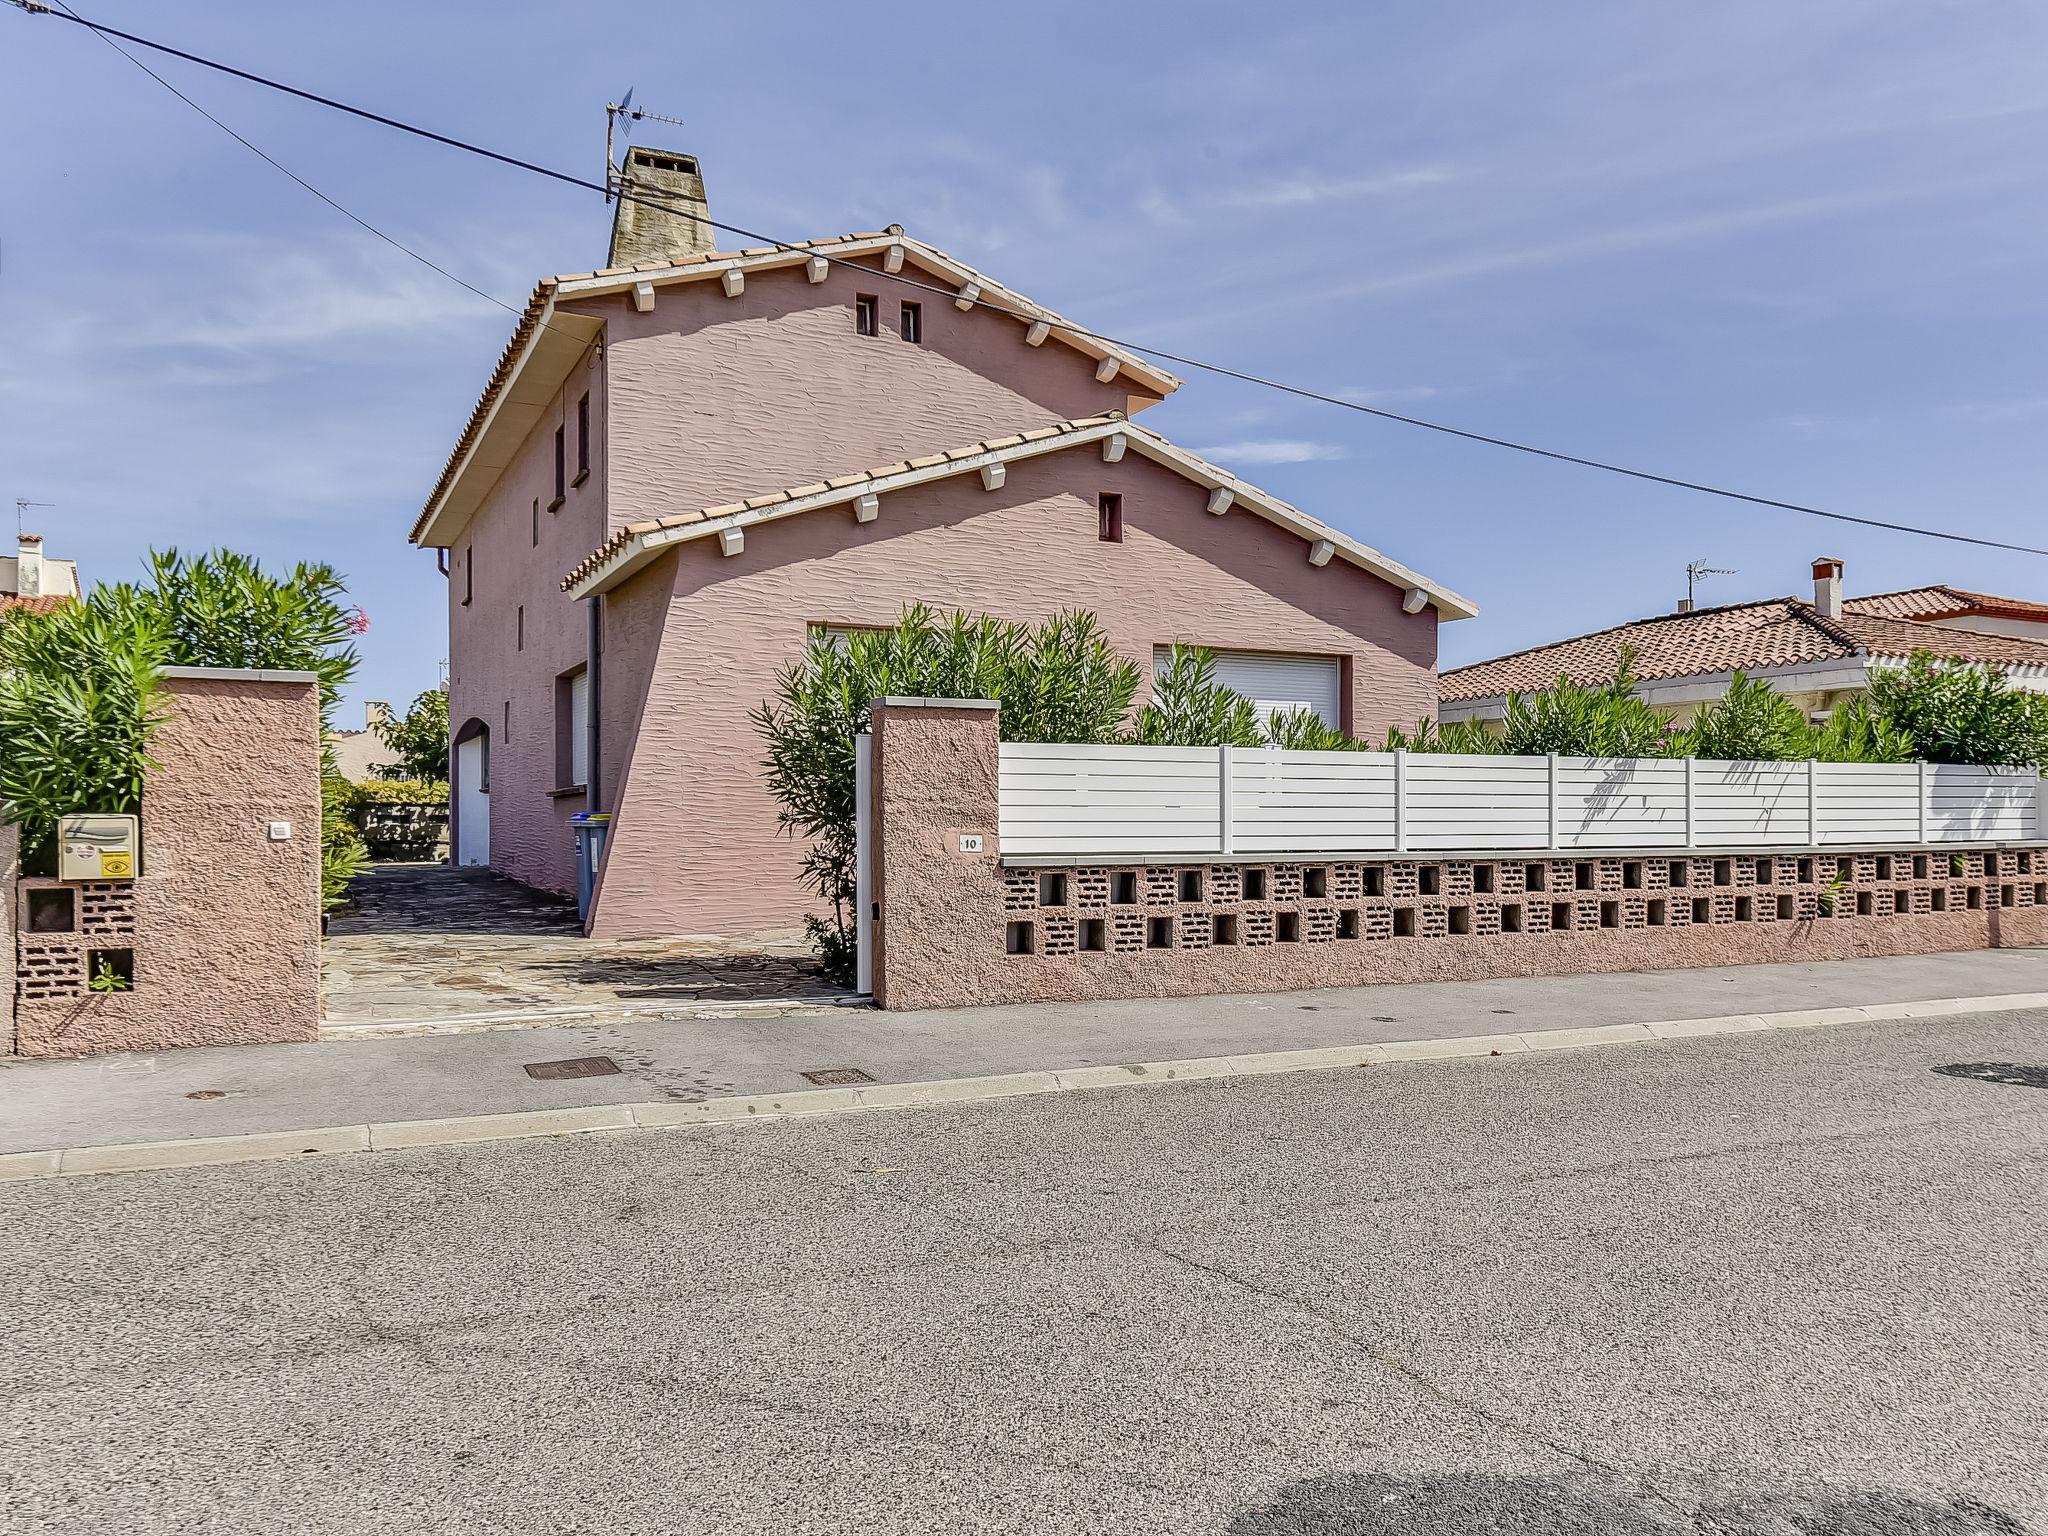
left=1685, top=558, right=1737, bottom=609
left=14, top=499, right=53, bottom=537
left=605, top=91, right=688, bottom=201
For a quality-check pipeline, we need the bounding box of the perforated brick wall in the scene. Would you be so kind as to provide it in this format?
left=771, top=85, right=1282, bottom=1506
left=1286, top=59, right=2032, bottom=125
left=14, top=880, right=138, bottom=1004
left=988, top=849, right=2048, bottom=967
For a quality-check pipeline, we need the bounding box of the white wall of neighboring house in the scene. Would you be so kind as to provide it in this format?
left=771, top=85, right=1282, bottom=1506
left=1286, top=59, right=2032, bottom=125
left=0, top=533, right=80, bottom=599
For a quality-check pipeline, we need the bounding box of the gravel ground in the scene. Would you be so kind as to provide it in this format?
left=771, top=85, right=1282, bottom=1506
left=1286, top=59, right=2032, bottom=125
left=3, top=1011, right=2045, bottom=1533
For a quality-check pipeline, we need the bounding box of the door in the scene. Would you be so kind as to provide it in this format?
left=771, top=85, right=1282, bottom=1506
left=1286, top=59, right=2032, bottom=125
left=455, top=730, right=490, bottom=866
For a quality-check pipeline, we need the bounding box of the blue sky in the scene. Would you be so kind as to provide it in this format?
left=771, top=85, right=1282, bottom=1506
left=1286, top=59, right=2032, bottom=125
left=5, top=0, right=2047, bottom=725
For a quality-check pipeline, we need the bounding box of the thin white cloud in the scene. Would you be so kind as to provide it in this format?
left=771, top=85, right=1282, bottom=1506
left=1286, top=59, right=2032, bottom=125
left=1338, top=384, right=1445, bottom=406
left=1214, top=167, right=1460, bottom=210
left=1194, top=439, right=1348, bottom=465
left=1943, top=397, right=2048, bottom=424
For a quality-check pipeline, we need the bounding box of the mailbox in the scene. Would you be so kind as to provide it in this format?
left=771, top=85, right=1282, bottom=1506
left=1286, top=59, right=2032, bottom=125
left=58, top=814, right=138, bottom=881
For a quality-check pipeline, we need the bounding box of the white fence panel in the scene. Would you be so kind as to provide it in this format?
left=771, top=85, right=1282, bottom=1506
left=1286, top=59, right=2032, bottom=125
left=997, top=740, right=2041, bottom=860
left=1689, top=761, right=1808, bottom=846
left=1927, top=766, right=2037, bottom=843
left=999, top=742, right=1221, bottom=856
left=1230, top=748, right=1396, bottom=853
left=1813, top=762, right=1922, bottom=846
left=1554, top=758, right=1689, bottom=849
left=1405, top=754, right=1550, bottom=852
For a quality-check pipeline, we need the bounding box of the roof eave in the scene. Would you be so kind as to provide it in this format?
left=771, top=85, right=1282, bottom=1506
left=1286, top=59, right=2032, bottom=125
left=564, top=418, right=1477, bottom=621
left=411, top=295, right=604, bottom=549
left=547, top=234, right=1184, bottom=402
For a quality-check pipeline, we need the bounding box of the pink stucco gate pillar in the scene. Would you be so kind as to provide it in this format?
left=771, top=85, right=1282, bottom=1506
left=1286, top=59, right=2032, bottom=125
left=867, top=699, right=1005, bottom=1010
left=10, top=667, right=323, bottom=1057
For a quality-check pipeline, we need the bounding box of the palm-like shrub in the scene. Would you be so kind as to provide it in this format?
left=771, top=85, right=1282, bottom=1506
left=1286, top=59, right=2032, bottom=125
left=1865, top=652, right=2048, bottom=768
left=0, top=591, right=169, bottom=863
left=1497, top=651, right=1674, bottom=757
left=1674, top=673, right=1815, bottom=761
left=1378, top=716, right=1503, bottom=754
left=1127, top=647, right=1264, bottom=747
left=754, top=606, right=1146, bottom=979
left=1808, top=696, right=1914, bottom=764
left=0, top=549, right=365, bottom=906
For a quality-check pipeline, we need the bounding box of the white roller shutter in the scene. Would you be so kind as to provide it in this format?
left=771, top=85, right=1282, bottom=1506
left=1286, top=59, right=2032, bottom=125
left=569, top=669, right=590, bottom=787
left=1156, top=648, right=1342, bottom=728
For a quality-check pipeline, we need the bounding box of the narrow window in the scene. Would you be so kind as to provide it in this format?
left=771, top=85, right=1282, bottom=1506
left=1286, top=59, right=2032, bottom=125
left=1098, top=492, right=1123, bottom=543
left=551, top=425, right=566, bottom=507
left=556, top=666, right=590, bottom=789
left=531, top=497, right=539, bottom=547
left=502, top=700, right=511, bottom=741
left=462, top=546, right=472, bottom=606
left=899, top=300, right=922, bottom=342
left=855, top=294, right=879, bottom=336
left=574, top=394, right=590, bottom=484
left=516, top=606, right=525, bottom=651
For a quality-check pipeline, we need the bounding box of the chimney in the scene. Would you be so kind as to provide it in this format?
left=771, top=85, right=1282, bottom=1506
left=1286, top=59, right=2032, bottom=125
left=15, top=533, right=43, bottom=598
left=365, top=701, right=393, bottom=730
left=1676, top=597, right=1694, bottom=613
left=1811, top=556, right=1844, bottom=620
left=608, top=147, right=714, bottom=268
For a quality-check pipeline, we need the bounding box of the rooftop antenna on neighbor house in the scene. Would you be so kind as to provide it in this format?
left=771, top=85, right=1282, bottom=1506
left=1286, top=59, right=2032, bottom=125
left=604, top=92, right=689, bottom=202
left=1681, top=558, right=1737, bottom=613
left=14, top=499, right=53, bottom=537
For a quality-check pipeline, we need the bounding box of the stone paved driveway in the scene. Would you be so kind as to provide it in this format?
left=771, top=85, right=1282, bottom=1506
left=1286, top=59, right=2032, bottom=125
left=321, top=864, right=850, bottom=1033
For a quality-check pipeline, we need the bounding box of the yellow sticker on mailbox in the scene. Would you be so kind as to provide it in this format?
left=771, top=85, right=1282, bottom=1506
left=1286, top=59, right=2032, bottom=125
left=99, top=853, right=134, bottom=879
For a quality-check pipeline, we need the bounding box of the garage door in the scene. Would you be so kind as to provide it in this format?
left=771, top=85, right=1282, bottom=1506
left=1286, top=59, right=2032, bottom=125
left=1155, top=648, right=1342, bottom=728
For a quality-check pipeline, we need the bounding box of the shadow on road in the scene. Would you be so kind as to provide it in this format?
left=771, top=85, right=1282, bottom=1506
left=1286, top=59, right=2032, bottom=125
left=1229, top=1471, right=2030, bottom=1534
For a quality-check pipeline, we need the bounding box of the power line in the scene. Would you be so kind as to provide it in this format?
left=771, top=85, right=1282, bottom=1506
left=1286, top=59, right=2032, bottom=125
left=37, top=0, right=522, bottom=321
left=11, top=0, right=2048, bottom=559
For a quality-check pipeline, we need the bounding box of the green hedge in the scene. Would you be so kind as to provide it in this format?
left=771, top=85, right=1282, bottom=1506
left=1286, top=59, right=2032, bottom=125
left=339, top=778, right=450, bottom=811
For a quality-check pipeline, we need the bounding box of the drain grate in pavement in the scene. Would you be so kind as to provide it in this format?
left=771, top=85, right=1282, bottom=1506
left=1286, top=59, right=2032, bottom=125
left=524, top=1056, right=623, bottom=1081
left=800, top=1066, right=875, bottom=1086
left=1932, top=1062, right=2048, bottom=1089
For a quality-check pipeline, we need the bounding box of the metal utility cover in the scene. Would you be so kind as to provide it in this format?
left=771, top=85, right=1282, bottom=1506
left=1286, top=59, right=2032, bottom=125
left=524, top=1056, right=623, bottom=1081
left=800, top=1066, right=875, bottom=1086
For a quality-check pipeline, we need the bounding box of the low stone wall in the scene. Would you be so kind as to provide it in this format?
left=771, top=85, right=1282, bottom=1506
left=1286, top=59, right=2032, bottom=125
left=10, top=669, right=324, bottom=1057
left=356, top=799, right=449, bottom=862
left=866, top=699, right=2048, bottom=1010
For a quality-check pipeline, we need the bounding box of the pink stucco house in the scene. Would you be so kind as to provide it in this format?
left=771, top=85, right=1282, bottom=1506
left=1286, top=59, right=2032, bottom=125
left=411, top=150, right=1475, bottom=939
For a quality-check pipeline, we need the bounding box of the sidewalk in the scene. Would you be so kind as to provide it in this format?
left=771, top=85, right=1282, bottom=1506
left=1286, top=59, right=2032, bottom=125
left=5, top=948, right=2047, bottom=1159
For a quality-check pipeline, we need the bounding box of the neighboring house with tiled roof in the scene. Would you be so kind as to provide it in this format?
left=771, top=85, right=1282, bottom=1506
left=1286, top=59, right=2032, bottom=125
left=411, top=147, right=1473, bottom=939
left=328, top=701, right=396, bottom=783
left=0, top=533, right=79, bottom=620
left=1440, top=558, right=2048, bottom=725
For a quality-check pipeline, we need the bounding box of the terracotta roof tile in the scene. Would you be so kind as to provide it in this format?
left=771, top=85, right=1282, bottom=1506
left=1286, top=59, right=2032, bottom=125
left=1441, top=596, right=2048, bottom=702
left=0, top=593, right=71, bottom=617
left=1845, top=585, right=2048, bottom=622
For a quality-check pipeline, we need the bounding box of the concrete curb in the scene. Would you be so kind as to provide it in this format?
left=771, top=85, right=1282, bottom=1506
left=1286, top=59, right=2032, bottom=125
left=319, top=992, right=865, bottom=1039
left=7, top=990, right=2046, bottom=1184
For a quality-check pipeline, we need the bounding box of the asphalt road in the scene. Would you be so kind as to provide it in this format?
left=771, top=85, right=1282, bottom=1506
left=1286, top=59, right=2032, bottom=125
left=4, top=1012, right=2046, bottom=1534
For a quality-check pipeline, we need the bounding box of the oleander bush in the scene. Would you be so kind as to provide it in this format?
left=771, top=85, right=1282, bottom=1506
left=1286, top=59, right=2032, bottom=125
left=0, top=549, right=368, bottom=907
